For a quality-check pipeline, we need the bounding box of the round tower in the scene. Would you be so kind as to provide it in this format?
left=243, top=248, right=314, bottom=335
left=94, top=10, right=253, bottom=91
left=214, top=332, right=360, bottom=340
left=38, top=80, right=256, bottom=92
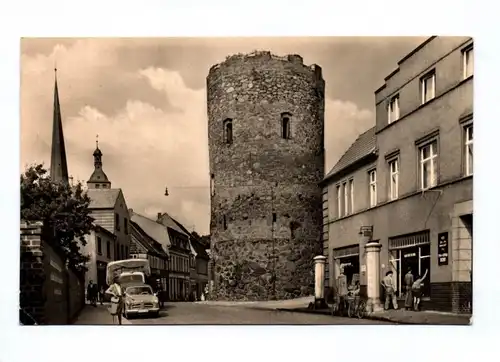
left=207, top=51, right=325, bottom=301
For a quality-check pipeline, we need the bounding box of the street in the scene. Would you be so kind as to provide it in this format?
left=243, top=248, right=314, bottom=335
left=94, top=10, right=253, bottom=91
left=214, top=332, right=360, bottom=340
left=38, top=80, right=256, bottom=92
left=74, top=302, right=393, bottom=325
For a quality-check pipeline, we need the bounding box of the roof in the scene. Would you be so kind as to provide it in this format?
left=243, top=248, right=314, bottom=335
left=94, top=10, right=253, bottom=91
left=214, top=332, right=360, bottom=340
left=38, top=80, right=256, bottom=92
left=323, top=126, right=377, bottom=182
left=86, top=188, right=121, bottom=209
left=171, top=218, right=209, bottom=259
left=130, top=212, right=172, bottom=252
left=130, top=222, right=169, bottom=258
left=88, top=168, right=110, bottom=183
left=158, top=212, right=190, bottom=237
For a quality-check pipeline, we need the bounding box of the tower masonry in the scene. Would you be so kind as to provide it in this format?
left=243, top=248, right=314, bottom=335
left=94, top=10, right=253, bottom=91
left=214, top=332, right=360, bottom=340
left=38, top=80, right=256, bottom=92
left=207, top=51, right=325, bottom=301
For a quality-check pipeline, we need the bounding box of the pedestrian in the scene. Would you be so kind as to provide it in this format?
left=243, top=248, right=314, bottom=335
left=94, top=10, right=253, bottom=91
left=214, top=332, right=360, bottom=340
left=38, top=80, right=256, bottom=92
left=98, top=285, right=105, bottom=305
left=336, top=267, right=348, bottom=314
left=381, top=270, right=398, bottom=310
left=87, top=280, right=95, bottom=306
left=404, top=268, right=414, bottom=310
left=106, top=276, right=124, bottom=325
left=412, top=269, right=428, bottom=311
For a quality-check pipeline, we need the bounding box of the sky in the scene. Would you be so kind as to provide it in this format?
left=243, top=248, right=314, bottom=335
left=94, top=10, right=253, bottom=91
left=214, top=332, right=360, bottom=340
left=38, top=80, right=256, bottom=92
left=20, top=37, right=427, bottom=234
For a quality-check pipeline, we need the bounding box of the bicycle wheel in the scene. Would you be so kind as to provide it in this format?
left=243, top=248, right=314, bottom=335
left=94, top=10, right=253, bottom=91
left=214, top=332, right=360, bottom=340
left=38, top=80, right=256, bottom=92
left=357, top=300, right=366, bottom=319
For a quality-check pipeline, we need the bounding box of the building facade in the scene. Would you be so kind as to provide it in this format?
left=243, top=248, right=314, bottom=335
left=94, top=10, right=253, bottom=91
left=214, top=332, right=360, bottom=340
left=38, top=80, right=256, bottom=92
left=86, top=144, right=131, bottom=262
left=82, top=224, right=117, bottom=290
left=157, top=213, right=192, bottom=301
left=321, top=36, right=473, bottom=313
left=207, top=51, right=325, bottom=301
left=129, top=218, right=169, bottom=302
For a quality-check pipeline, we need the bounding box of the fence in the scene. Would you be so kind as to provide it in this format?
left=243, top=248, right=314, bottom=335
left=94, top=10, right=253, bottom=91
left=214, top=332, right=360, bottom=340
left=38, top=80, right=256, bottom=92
left=20, top=221, right=85, bottom=325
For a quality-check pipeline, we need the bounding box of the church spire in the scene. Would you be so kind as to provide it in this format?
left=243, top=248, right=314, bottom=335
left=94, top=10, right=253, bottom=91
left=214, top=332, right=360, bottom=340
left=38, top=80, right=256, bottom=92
left=87, top=135, right=111, bottom=189
left=50, top=67, right=69, bottom=185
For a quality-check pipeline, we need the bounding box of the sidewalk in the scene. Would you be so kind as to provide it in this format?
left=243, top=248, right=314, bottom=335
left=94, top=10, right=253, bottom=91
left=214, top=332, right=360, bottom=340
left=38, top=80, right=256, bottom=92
left=72, top=303, right=131, bottom=325
left=197, top=297, right=471, bottom=325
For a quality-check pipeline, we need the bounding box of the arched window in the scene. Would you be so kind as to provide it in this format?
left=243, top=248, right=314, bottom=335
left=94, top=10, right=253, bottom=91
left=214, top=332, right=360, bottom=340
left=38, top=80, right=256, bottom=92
left=281, top=113, right=291, bottom=139
left=223, top=118, right=233, bottom=144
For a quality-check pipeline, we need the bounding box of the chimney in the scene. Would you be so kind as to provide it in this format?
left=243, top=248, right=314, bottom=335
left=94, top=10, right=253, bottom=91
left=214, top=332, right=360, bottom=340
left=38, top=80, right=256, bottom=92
left=128, top=208, right=133, bottom=216
left=157, top=212, right=162, bottom=222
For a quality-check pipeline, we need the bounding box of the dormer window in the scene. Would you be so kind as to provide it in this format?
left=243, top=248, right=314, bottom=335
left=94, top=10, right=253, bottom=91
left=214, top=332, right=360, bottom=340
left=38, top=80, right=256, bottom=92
left=281, top=113, right=291, bottom=139
left=223, top=118, right=233, bottom=144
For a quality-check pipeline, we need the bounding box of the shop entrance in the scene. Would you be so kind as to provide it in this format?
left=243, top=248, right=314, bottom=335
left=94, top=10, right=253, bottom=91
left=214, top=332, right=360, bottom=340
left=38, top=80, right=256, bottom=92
left=333, top=244, right=361, bottom=287
left=390, top=243, right=431, bottom=298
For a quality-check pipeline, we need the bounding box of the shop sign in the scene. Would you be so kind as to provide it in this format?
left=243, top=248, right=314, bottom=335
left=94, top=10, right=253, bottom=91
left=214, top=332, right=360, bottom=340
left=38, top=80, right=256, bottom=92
left=340, top=262, right=352, bottom=268
left=404, top=252, right=417, bottom=258
left=438, top=232, right=449, bottom=266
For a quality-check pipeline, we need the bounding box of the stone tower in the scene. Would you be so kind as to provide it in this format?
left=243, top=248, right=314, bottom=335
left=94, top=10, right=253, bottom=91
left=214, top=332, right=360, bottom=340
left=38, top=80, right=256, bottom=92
left=50, top=68, right=69, bottom=185
left=207, top=51, right=325, bottom=301
left=87, top=137, right=112, bottom=189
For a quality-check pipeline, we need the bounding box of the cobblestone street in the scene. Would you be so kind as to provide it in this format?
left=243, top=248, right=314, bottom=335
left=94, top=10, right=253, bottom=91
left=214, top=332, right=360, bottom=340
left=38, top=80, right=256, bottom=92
left=74, top=302, right=393, bottom=325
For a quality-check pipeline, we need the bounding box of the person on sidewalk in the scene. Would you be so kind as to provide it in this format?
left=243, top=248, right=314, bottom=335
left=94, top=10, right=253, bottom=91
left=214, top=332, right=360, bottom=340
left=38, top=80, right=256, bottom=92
left=98, top=285, right=105, bottom=305
left=381, top=271, right=398, bottom=310
left=336, top=268, right=348, bottom=314
left=87, top=280, right=97, bottom=307
left=404, top=268, right=414, bottom=310
left=106, top=277, right=124, bottom=325
left=412, top=269, right=428, bottom=311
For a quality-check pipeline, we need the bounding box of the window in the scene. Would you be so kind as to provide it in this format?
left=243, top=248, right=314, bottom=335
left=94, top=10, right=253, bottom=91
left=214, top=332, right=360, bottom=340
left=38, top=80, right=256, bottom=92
left=106, top=241, right=111, bottom=258
left=125, top=246, right=128, bottom=258
left=281, top=113, right=291, bottom=139
left=388, top=95, right=400, bottom=123
left=121, top=245, right=125, bottom=260
left=349, top=179, right=354, bottom=214
left=124, top=218, right=128, bottom=235
left=369, top=170, right=377, bottom=207
left=115, top=244, right=120, bottom=260
left=421, top=71, right=436, bottom=104
left=210, top=173, right=215, bottom=197
left=464, top=124, right=473, bottom=176
left=343, top=182, right=348, bottom=216
left=223, top=118, right=233, bottom=144
left=97, top=237, right=102, bottom=255
left=389, top=159, right=399, bottom=200
left=95, top=184, right=100, bottom=189
left=419, top=141, right=438, bottom=189
left=336, top=185, right=341, bottom=218
left=115, top=213, right=120, bottom=231
left=463, top=45, right=474, bottom=79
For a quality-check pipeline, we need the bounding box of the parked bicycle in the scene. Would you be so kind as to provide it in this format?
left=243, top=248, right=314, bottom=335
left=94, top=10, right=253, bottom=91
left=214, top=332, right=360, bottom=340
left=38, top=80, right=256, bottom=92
left=331, top=294, right=368, bottom=319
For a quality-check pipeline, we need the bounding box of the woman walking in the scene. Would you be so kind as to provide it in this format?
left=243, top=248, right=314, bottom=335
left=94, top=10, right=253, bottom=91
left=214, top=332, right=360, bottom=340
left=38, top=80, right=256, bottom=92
left=404, top=268, right=414, bottom=310
left=106, top=276, right=124, bottom=325
left=412, top=269, right=428, bottom=311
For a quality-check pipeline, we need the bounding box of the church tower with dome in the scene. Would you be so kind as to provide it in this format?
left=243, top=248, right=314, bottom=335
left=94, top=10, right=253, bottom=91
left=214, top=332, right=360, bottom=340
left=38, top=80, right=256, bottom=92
left=87, top=137, right=112, bottom=189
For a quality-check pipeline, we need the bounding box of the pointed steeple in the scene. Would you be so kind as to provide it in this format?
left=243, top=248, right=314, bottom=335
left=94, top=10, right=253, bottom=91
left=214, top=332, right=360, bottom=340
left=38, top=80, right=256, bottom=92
left=50, top=67, right=69, bottom=185
left=87, top=135, right=111, bottom=189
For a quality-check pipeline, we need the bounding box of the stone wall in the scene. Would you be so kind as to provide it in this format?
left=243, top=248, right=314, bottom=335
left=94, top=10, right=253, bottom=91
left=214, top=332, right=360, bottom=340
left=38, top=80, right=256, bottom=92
left=207, top=51, right=325, bottom=300
left=19, top=221, right=85, bottom=325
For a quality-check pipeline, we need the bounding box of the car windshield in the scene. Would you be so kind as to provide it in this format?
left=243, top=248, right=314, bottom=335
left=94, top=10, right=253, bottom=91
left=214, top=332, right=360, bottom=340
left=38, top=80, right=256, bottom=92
left=119, top=275, right=143, bottom=284
left=126, top=286, right=153, bottom=295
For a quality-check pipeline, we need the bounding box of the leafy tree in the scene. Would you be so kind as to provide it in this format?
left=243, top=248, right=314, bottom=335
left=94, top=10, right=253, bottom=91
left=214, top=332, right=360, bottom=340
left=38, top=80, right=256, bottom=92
left=20, top=163, right=94, bottom=273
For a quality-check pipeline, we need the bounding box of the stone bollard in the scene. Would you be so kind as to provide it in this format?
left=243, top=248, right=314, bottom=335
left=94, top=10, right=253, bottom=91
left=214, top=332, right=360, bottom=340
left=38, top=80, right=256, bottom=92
left=313, top=255, right=328, bottom=309
left=365, top=241, right=383, bottom=312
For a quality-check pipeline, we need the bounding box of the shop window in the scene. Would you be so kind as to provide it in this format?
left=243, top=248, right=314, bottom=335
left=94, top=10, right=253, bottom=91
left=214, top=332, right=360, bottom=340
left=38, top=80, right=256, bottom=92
left=333, top=245, right=360, bottom=287
left=389, top=232, right=431, bottom=299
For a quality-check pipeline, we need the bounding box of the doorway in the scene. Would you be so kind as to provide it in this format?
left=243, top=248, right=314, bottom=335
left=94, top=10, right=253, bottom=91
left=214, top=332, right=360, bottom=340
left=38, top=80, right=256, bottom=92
left=390, top=243, right=430, bottom=298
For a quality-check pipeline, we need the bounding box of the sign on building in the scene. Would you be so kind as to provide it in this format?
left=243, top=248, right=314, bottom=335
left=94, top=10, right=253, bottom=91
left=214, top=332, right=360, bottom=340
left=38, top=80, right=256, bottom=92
left=438, top=232, right=449, bottom=266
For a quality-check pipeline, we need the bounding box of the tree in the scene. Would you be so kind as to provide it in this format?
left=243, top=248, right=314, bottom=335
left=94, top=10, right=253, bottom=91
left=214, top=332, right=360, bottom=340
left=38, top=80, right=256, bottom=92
left=20, top=164, right=94, bottom=273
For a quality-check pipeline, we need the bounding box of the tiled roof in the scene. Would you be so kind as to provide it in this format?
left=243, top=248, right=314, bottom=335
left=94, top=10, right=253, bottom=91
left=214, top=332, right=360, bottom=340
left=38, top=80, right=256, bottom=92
left=158, top=213, right=190, bottom=237
left=130, top=212, right=172, bottom=252
left=130, top=222, right=169, bottom=258
left=86, top=188, right=121, bottom=209
left=323, top=126, right=377, bottom=181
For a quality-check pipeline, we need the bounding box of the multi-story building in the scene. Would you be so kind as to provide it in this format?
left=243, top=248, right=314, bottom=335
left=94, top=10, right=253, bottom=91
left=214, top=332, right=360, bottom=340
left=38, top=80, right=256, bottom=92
left=171, top=218, right=210, bottom=300
left=82, top=224, right=117, bottom=290
left=157, top=212, right=192, bottom=301
left=86, top=142, right=131, bottom=261
left=321, top=36, right=473, bottom=313
left=129, top=213, right=170, bottom=302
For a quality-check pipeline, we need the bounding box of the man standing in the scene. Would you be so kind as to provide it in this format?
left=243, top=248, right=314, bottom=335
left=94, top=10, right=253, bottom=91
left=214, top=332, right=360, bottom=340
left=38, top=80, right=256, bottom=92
left=404, top=268, right=414, bottom=310
left=336, top=267, right=348, bottom=314
left=381, top=271, right=398, bottom=310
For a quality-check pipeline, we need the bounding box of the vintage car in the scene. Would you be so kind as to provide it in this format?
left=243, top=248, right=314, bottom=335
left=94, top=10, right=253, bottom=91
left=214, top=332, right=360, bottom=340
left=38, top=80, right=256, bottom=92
left=122, top=283, right=160, bottom=318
